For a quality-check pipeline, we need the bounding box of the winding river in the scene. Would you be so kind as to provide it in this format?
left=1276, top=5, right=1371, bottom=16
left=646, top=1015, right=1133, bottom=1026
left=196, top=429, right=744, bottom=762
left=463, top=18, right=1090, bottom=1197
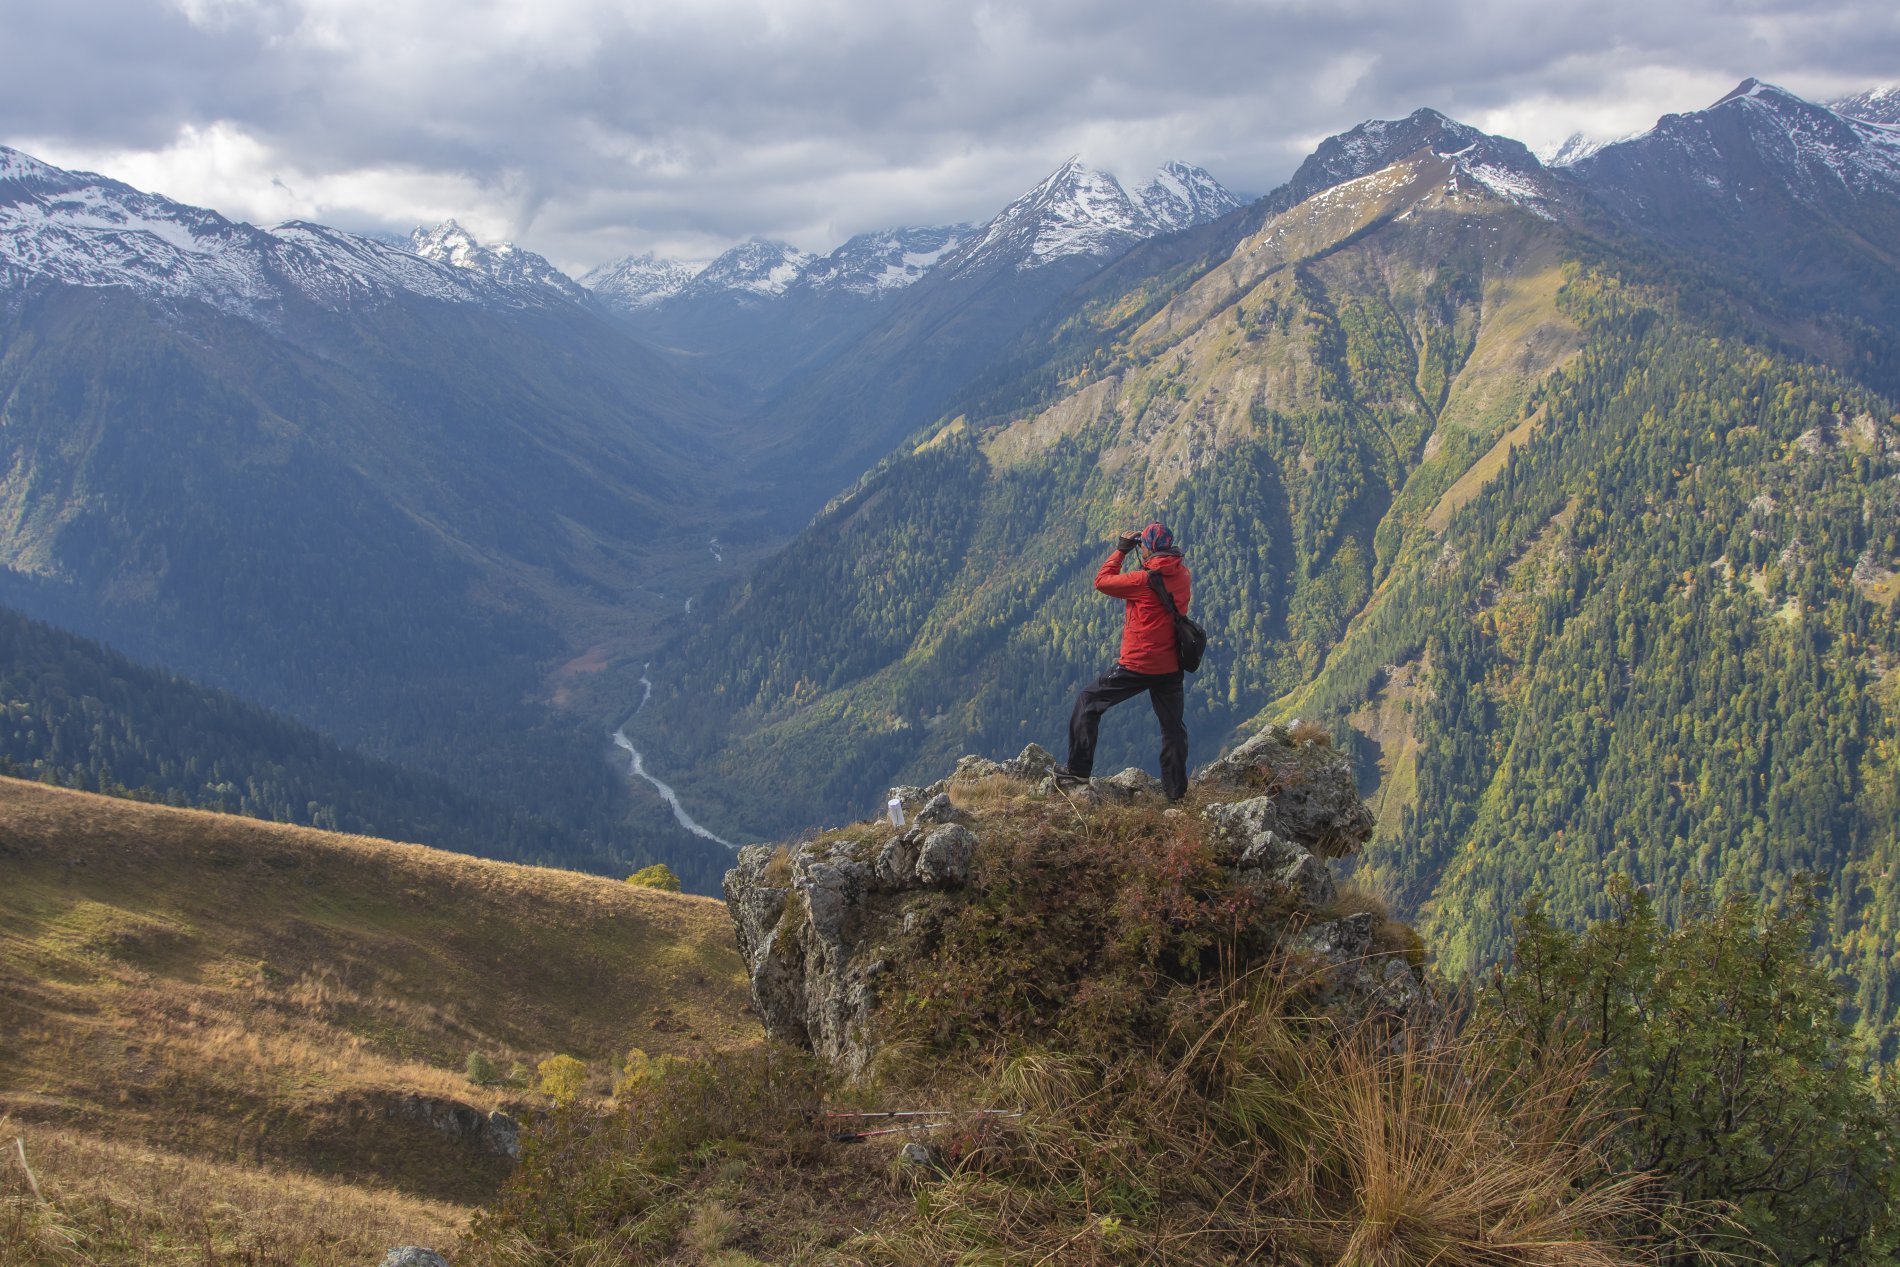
left=612, top=664, right=736, bottom=849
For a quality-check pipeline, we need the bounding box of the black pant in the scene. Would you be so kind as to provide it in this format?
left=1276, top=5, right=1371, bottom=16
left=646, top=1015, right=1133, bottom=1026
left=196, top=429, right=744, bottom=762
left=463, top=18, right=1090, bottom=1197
left=1066, top=664, right=1188, bottom=800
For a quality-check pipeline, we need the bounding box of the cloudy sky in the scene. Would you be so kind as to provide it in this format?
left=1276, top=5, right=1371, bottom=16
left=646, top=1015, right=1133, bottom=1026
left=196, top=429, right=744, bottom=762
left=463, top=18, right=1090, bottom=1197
left=5, top=0, right=1895, bottom=274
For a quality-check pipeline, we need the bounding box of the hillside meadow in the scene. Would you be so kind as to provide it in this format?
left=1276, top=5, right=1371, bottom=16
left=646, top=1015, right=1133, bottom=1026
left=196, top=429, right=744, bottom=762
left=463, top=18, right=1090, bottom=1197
left=0, top=777, right=752, bottom=1262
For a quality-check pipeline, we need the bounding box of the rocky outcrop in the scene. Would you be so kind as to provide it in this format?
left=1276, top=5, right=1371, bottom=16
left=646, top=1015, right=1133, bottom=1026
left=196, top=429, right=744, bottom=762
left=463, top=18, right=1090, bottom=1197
left=1195, top=724, right=1376, bottom=852
left=382, top=1093, right=520, bottom=1161
left=724, top=731, right=1431, bottom=1077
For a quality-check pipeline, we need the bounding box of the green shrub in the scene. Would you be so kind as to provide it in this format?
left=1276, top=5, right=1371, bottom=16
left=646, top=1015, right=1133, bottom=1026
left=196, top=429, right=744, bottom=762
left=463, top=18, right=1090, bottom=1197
left=1481, top=877, right=1900, bottom=1264
left=626, top=864, right=682, bottom=892
left=464, top=1050, right=496, bottom=1085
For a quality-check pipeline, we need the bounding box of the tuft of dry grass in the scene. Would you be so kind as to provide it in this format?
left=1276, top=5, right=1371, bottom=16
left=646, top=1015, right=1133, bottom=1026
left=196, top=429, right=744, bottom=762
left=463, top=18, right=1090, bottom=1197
left=1303, top=1039, right=1654, bottom=1267
left=1289, top=718, right=1334, bottom=747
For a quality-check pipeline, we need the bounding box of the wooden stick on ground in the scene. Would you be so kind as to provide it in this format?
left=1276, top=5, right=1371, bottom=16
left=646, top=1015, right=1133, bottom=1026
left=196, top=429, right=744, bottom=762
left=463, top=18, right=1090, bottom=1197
left=13, top=1137, right=43, bottom=1203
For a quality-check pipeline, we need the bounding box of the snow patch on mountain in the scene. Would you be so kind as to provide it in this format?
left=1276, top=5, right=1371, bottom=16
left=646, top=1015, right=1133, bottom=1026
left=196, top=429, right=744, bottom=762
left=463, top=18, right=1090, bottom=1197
left=0, top=144, right=585, bottom=320
left=685, top=239, right=817, bottom=299
left=1832, top=85, right=1900, bottom=125
left=799, top=225, right=971, bottom=295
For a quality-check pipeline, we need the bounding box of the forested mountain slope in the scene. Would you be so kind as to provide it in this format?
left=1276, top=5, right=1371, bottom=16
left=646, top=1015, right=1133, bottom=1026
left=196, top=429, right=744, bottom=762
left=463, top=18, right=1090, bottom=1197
left=0, top=599, right=731, bottom=876
left=0, top=273, right=757, bottom=882
left=633, top=131, right=1590, bottom=834
left=630, top=85, right=1900, bottom=1046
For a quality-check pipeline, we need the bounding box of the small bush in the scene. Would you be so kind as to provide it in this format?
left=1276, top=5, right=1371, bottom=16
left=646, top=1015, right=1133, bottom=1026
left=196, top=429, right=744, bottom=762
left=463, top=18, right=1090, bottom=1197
left=465, top=1051, right=496, bottom=1085
left=537, top=1054, right=587, bottom=1106
left=625, top=864, right=681, bottom=892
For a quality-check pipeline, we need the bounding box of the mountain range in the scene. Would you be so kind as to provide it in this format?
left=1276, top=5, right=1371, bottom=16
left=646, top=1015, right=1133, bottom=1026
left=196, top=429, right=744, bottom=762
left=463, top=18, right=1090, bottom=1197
left=3, top=79, right=1899, bottom=1047
left=614, top=79, right=1900, bottom=1045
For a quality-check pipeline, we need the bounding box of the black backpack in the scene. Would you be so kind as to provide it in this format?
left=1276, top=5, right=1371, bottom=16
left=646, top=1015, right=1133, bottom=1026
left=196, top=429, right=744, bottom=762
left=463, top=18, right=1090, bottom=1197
left=1147, top=569, right=1207, bottom=673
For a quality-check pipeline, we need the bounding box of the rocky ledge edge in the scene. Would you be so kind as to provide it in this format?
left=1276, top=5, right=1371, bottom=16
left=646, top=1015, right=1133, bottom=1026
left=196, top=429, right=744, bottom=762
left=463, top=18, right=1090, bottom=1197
left=724, top=724, right=1434, bottom=1078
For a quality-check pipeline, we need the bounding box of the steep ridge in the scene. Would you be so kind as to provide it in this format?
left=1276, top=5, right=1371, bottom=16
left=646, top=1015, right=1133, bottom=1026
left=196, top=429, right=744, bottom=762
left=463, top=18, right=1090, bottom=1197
left=1834, top=84, right=1900, bottom=125
left=628, top=85, right=1900, bottom=1051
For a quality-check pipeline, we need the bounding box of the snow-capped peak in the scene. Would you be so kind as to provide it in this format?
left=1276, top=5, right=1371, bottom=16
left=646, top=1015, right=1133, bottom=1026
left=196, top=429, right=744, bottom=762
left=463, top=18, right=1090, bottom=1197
left=1543, top=132, right=1612, bottom=167
left=1136, top=161, right=1242, bottom=231
left=1830, top=84, right=1900, bottom=126
left=684, top=238, right=816, bottom=299
left=946, top=156, right=1239, bottom=276
left=797, top=225, right=971, bottom=295
left=1572, top=78, right=1900, bottom=208
left=408, top=220, right=585, bottom=301
left=0, top=143, right=596, bottom=322
left=581, top=251, right=699, bottom=310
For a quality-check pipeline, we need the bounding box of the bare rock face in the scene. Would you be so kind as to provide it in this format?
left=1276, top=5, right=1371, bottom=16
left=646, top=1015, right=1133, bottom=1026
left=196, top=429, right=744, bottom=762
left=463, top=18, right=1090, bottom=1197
left=1194, top=723, right=1374, bottom=854
left=725, top=737, right=1426, bottom=1078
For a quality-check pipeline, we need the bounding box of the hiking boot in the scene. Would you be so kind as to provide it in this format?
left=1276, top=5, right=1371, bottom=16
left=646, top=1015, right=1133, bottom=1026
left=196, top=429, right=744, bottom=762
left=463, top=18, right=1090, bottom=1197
left=1051, top=765, right=1091, bottom=790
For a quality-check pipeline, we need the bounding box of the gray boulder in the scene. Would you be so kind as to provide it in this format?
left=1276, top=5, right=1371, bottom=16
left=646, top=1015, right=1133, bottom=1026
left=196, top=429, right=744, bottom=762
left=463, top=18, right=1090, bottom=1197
left=726, top=818, right=983, bottom=1076
left=947, top=755, right=1003, bottom=783
left=915, top=825, right=977, bottom=887
left=1193, top=725, right=1372, bottom=857
left=1000, top=742, right=1057, bottom=781
left=873, top=829, right=924, bottom=888
left=1290, top=913, right=1439, bottom=1044
left=1202, top=797, right=1337, bottom=907
left=379, top=1251, right=450, bottom=1267
left=916, top=793, right=968, bottom=826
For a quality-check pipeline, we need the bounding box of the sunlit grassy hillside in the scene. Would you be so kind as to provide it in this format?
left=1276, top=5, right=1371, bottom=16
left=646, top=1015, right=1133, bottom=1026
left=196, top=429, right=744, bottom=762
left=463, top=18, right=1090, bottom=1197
left=0, top=777, right=751, bottom=1261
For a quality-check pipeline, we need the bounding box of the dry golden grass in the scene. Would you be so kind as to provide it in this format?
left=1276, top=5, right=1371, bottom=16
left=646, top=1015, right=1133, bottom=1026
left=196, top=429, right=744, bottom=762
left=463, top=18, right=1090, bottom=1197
left=0, top=776, right=753, bottom=1232
left=2, top=1114, right=465, bottom=1265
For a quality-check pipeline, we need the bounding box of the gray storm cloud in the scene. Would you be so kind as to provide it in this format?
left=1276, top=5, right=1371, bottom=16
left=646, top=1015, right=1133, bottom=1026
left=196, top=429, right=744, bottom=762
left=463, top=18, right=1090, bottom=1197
left=3, top=0, right=1895, bottom=272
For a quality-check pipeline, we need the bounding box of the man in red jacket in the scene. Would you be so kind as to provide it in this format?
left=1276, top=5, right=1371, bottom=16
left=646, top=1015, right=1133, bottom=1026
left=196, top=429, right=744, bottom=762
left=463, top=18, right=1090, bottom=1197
left=1056, top=521, right=1192, bottom=800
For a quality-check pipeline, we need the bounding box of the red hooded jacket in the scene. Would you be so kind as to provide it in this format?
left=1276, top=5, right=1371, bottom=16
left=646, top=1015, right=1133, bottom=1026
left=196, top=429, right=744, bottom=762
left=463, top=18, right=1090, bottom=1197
left=1096, top=549, right=1192, bottom=675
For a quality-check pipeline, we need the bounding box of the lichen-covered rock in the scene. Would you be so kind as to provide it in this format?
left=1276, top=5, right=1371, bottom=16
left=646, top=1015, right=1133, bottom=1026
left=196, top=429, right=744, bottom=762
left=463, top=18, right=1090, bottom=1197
left=726, top=739, right=1430, bottom=1078
left=1202, top=796, right=1337, bottom=907
left=916, top=793, right=968, bottom=826
left=874, top=829, right=923, bottom=888
left=1000, top=742, right=1057, bottom=781
left=726, top=820, right=984, bottom=1075
left=1193, top=725, right=1373, bottom=857
left=1100, top=767, right=1162, bottom=801
left=1290, top=913, right=1438, bottom=1042
left=916, top=824, right=977, bottom=887
left=383, top=1093, right=521, bottom=1160
left=947, top=755, right=1004, bottom=783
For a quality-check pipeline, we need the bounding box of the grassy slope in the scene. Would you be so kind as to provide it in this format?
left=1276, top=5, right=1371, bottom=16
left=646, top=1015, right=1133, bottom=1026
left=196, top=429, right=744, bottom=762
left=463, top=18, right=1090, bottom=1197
left=0, top=777, right=751, bottom=1233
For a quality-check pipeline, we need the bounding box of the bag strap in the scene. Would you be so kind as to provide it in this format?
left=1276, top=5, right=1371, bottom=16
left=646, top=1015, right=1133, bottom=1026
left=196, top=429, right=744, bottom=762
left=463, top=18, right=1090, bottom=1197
left=1146, top=568, right=1182, bottom=617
